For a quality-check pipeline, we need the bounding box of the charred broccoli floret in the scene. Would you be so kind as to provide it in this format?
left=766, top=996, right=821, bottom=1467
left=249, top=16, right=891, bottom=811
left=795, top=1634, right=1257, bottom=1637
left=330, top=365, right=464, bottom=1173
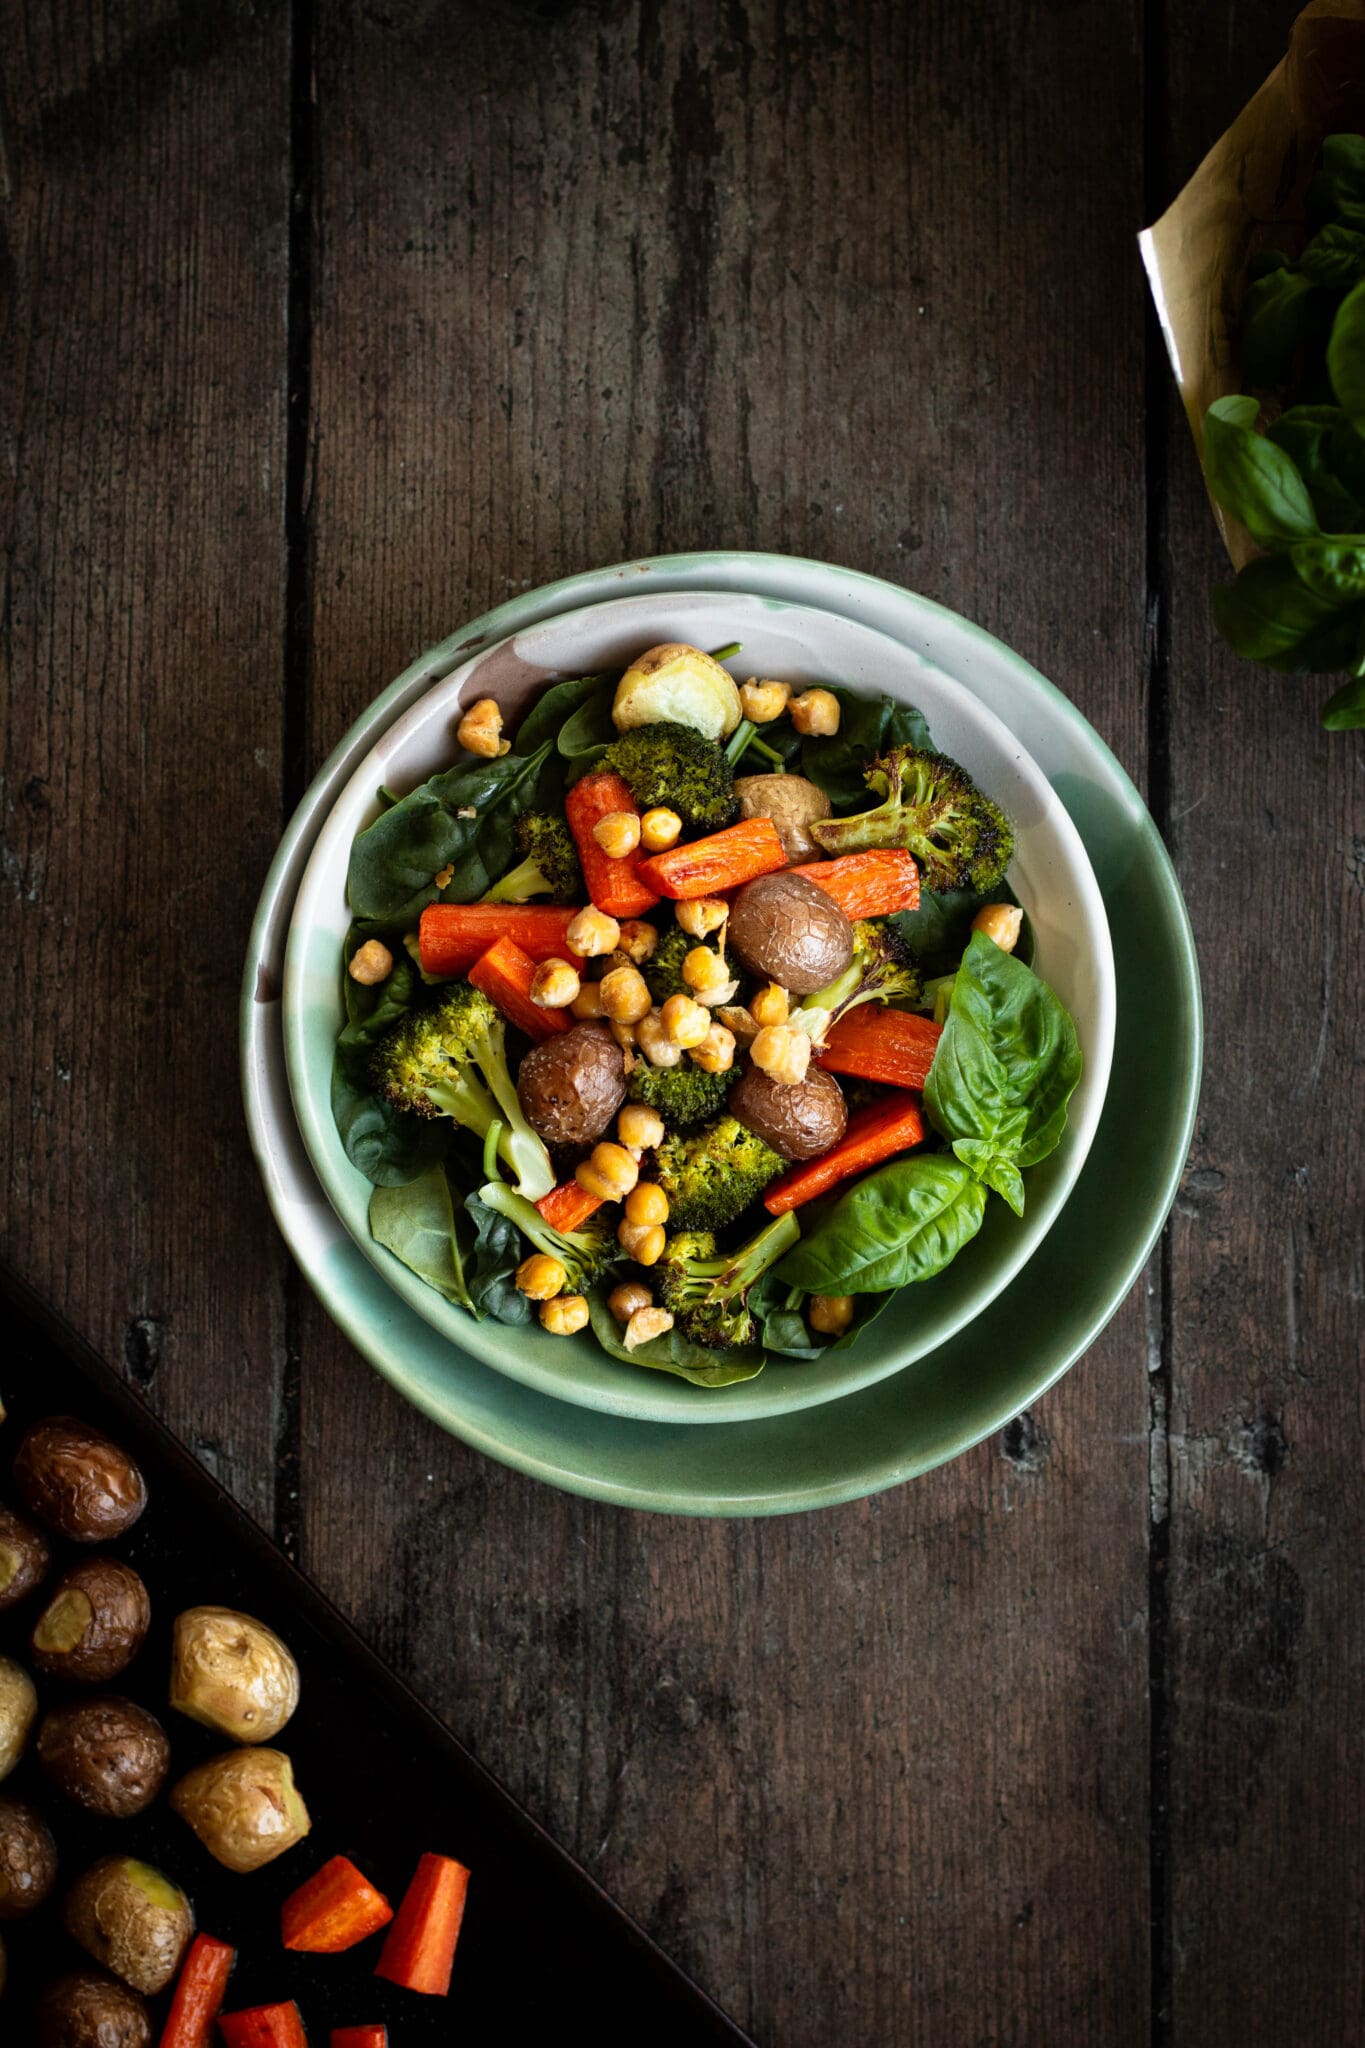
left=604, top=721, right=738, bottom=833
left=627, top=1057, right=736, bottom=1130
left=370, top=984, right=554, bottom=1199
left=483, top=810, right=583, bottom=904
left=642, top=920, right=693, bottom=1004
left=796, top=919, right=923, bottom=1044
left=476, top=1180, right=617, bottom=1293
left=810, top=747, right=1014, bottom=893
left=655, top=1212, right=801, bottom=1349
left=652, top=1114, right=785, bottom=1231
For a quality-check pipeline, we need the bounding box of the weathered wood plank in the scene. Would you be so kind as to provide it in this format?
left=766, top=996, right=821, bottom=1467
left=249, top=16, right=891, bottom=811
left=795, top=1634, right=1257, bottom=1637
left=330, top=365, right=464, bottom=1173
left=0, top=0, right=291, bottom=1519
left=1159, top=10, right=1365, bottom=2042
left=302, top=3, right=1152, bottom=2040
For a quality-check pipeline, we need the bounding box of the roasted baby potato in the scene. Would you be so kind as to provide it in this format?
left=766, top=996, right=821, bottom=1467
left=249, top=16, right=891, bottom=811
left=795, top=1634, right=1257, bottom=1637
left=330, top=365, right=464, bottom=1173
left=171, top=1747, right=310, bottom=1873
left=611, top=643, right=743, bottom=742
left=0, top=1658, right=37, bottom=1782
left=516, top=1021, right=629, bottom=1150
left=0, top=1502, right=51, bottom=1610
left=64, top=1855, right=194, bottom=1996
left=730, top=1063, right=849, bottom=1162
left=0, top=1793, right=58, bottom=1919
left=13, top=1419, right=147, bottom=1543
left=170, top=1607, right=300, bottom=1745
left=734, top=773, right=833, bottom=864
left=36, top=1970, right=151, bottom=2048
left=31, top=1560, right=151, bottom=1684
left=727, top=872, right=854, bottom=995
left=39, top=1698, right=170, bottom=1819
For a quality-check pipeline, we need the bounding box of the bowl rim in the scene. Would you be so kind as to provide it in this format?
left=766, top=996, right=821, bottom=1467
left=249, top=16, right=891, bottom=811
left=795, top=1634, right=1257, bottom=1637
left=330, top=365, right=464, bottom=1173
left=280, top=586, right=1116, bottom=1422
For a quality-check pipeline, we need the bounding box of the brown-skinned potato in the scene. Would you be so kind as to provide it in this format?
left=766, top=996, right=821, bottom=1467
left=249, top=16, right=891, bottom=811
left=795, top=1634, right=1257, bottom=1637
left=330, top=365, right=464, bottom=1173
left=36, top=1970, right=152, bottom=2048
left=727, top=872, right=854, bottom=996
left=730, top=1064, right=849, bottom=1162
left=39, top=1698, right=171, bottom=1819
left=64, top=1856, right=194, bottom=1996
left=31, top=1560, right=151, bottom=1684
left=13, top=1420, right=147, bottom=1544
left=0, top=1794, right=58, bottom=1919
left=733, top=773, right=832, bottom=864
left=516, top=1021, right=628, bottom=1150
left=0, top=1503, right=51, bottom=1610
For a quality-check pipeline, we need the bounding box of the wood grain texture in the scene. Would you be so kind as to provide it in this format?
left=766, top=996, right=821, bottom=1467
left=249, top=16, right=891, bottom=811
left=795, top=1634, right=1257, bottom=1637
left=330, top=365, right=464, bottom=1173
left=0, top=0, right=291, bottom=1517
left=1159, top=10, right=1365, bottom=2042
left=302, top=3, right=1152, bottom=2040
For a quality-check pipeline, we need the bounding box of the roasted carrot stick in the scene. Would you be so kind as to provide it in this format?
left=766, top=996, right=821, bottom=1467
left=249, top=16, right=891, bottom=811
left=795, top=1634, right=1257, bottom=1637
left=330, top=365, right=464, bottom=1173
left=764, top=1093, right=926, bottom=1213
left=330, top=2031, right=387, bottom=2048
left=790, top=849, right=920, bottom=918
left=468, top=935, right=571, bottom=1041
left=281, top=1855, right=394, bottom=1954
left=564, top=770, right=660, bottom=918
left=636, top=816, right=787, bottom=899
left=536, top=1180, right=605, bottom=1232
left=814, top=1006, right=942, bottom=1090
left=374, top=1852, right=471, bottom=1998
left=217, top=2004, right=309, bottom=2048
left=158, top=1932, right=236, bottom=2048
left=419, top=902, right=582, bottom=978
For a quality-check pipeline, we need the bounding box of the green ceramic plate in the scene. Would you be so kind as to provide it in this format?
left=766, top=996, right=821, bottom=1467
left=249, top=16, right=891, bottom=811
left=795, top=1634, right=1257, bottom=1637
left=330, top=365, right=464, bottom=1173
left=241, top=554, right=1201, bottom=1514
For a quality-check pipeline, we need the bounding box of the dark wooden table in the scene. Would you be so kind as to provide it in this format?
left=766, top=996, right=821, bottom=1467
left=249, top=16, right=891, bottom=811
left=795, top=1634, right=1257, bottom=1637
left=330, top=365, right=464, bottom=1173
left=4, top=3, right=1362, bottom=2040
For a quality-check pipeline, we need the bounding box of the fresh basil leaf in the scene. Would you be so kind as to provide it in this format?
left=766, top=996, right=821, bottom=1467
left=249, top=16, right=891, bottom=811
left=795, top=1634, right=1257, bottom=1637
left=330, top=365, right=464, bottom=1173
left=1308, top=134, right=1365, bottom=227
left=1203, top=395, right=1321, bottom=545
left=462, top=1188, right=535, bottom=1326
left=585, top=1289, right=765, bottom=1386
left=1327, top=277, right=1365, bottom=429
left=1268, top=406, right=1365, bottom=531
left=331, top=1054, right=448, bottom=1187
left=1289, top=540, right=1365, bottom=605
left=797, top=689, right=935, bottom=812
left=1321, top=671, right=1365, bottom=729
left=1212, top=554, right=1347, bottom=662
left=515, top=672, right=611, bottom=756
left=1237, top=268, right=1321, bottom=388
left=1300, top=222, right=1365, bottom=290
left=774, top=1154, right=987, bottom=1295
left=1251, top=604, right=1365, bottom=674
left=923, top=931, right=1082, bottom=1205
left=369, top=1166, right=474, bottom=1313
left=1247, top=246, right=1292, bottom=281
left=346, top=742, right=551, bottom=927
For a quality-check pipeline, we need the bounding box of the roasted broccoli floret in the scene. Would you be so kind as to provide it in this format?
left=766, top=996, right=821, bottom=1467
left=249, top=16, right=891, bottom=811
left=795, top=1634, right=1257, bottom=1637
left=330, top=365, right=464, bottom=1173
left=652, top=1114, right=785, bottom=1231
left=627, top=1058, right=736, bottom=1131
left=642, top=920, right=693, bottom=1004
left=796, top=919, right=923, bottom=1044
left=604, top=721, right=738, bottom=833
left=477, top=1180, right=617, bottom=1294
left=370, top=984, right=554, bottom=1199
left=810, top=747, right=1014, bottom=893
left=655, top=1212, right=801, bottom=1349
left=483, top=810, right=583, bottom=904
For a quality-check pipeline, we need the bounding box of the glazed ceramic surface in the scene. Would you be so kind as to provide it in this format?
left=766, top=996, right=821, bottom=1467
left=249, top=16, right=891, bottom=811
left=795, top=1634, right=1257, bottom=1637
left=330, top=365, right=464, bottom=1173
left=242, top=554, right=1201, bottom=1513
left=283, top=592, right=1115, bottom=1422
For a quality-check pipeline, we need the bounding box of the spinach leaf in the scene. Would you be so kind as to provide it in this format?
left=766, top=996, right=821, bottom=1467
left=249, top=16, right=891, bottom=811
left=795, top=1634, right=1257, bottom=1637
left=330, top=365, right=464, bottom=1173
left=775, top=1154, right=987, bottom=1295
left=462, top=1188, right=535, bottom=1326
left=1203, top=396, right=1321, bottom=546
left=796, top=688, right=934, bottom=812
left=585, top=1289, right=766, bottom=1386
left=748, top=1273, right=891, bottom=1357
left=337, top=936, right=423, bottom=1051
left=369, top=1166, right=474, bottom=1313
left=331, top=1055, right=448, bottom=1187
left=1268, top=406, right=1365, bottom=531
left=894, top=881, right=1025, bottom=980
left=923, top=931, right=1082, bottom=1216
left=347, top=742, right=551, bottom=927
left=1300, top=223, right=1365, bottom=291
left=555, top=676, right=620, bottom=772
left=1321, top=671, right=1365, bottom=729
left=1327, top=277, right=1365, bottom=430
left=515, top=672, right=611, bottom=756
left=1237, top=268, right=1321, bottom=387
left=1309, top=134, right=1365, bottom=226
left=1211, top=553, right=1346, bottom=662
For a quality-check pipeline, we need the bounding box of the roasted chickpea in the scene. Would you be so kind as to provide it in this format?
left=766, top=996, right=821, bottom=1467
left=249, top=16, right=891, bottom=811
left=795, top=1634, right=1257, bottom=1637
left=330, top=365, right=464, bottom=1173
left=622, top=1306, right=674, bottom=1350
left=615, top=919, right=659, bottom=963
left=565, top=906, right=620, bottom=957
left=739, top=678, right=791, bottom=723
left=592, top=810, right=641, bottom=860
left=682, top=945, right=730, bottom=995
left=690, top=1022, right=736, bottom=1074
left=347, top=939, right=393, bottom=986
left=625, top=1183, right=669, bottom=1227
left=972, top=902, right=1024, bottom=952
left=516, top=1254, right=567, bottom=1300
left=599, top=965, right=652, bottom=1024
left=750, top=982, right=790, bottom=1028
left=751, top=1024, right=811, bottom=1086
left=530, top=958, right=581, bottom=1009
left=636, top=1012, right=683, bottom=1068
left=788, top=687, right=840, bottom=736
left=639, top=807, right=682, bottom=852
left=617, top=1218, right=666, bottom=1265
left=575, top=1141, right=639, bottom=1202
left=675, top=898, right=728, bottom=939
left=570, top=981, right=605, bottom=1020
left=456, top=697, right=509, bottom=757
left=607, top=1279, right=653, bottom=1323
left=660, top=994, right=709, bottom=1049
left=808, top=1294, right=856, bottom=1336
left=540, top=1295, right=590, bottom=1336
left=617, top=1102, right=665, bottom=1151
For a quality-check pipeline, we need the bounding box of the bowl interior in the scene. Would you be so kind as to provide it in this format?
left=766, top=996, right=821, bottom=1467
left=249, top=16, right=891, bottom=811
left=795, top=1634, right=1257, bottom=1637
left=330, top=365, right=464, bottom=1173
left=283, top=590, right=1115, bottom=1422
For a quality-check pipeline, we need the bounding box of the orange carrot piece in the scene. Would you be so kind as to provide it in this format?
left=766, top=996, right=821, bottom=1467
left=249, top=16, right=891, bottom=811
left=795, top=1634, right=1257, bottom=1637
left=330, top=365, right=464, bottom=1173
left=815, top=1006, right=942, bottom=1091
left=158, top=1932, right=236, bottom=2048
left=468, top=935, right=571, bottom=1041
left=536, top=1180, right=605, bottom=1232
left=419, top=902, right=582, bottom=978
left=564, top=770, right=660, bottom=918
left=281, top=1855, right=394, bottom=1955
left=330, top=2031, right=387, bottom=2048
left=790, top=849, right=921, bottom=918
left=764, top=1093, right=927, bottom=1213
left=636, top=816, right=787, bottom=899
left=217, top=2005, right=308, bottom=2048
left=374, top=1852, right=470, bottom=1999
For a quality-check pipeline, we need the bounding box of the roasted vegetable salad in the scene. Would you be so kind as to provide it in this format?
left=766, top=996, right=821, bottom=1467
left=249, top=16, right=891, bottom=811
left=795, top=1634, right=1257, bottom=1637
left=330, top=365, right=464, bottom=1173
left=333, top=645, right=1084, bottom=1388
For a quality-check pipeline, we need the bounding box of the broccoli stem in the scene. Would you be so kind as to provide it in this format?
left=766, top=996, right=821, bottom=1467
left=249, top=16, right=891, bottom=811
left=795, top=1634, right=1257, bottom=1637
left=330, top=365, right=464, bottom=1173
left=482, top=855, right=550, bottom=904
left=478, top=1179, right=561, bottom=1260
left=688, top=1210, right=800, bottom=1300
left=474, top=1050, right=555, bottom=1200
left=724, top=720, right=786, bottom=770
left=482, top=1119, right=505, bottom=1183
left=708, top=642, right=742, bottom=661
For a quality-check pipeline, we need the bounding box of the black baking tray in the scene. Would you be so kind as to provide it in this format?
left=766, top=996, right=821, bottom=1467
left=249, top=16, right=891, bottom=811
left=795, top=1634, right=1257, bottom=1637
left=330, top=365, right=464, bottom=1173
left=0, top=1267, right=755, bottom=2043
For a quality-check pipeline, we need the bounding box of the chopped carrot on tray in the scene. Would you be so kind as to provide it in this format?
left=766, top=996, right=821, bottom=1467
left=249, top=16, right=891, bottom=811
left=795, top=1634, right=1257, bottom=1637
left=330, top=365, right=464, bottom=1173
left=375, top=1851, right=471, bottom=1998
left=418, top=902, right=582, bottom=978
left=282, top=1853, right=394, bottom=1954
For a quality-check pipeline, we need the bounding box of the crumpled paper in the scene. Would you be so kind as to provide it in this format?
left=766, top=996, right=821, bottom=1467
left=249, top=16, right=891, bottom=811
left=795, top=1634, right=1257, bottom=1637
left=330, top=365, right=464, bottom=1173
left=1140, top=0, right=1365, bottom=566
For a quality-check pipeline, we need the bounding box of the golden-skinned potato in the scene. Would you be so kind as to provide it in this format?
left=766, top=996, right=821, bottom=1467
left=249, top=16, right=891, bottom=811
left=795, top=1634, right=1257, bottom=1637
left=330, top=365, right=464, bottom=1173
left=0, top=1660, right=37, bottom=1783
left=169, top=1607, right=299, bottom=1745
left=611, top=643, right=742, bottom=741
left=63, top=1856, right=193, bottom=1996
left=170, top=1748, right=310, bottom=1873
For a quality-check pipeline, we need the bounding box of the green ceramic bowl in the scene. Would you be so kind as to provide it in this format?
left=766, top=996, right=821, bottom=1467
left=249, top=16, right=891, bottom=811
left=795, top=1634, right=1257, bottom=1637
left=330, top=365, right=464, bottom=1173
left=282, top=592, right=1115, bottom=1422
left=242, top=553, right=1200, bottom=1513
